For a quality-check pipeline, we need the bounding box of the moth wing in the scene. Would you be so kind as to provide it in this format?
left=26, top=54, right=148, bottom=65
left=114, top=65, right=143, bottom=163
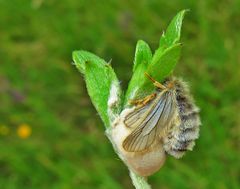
left=122, top=121, right=158, bottom=152
left=124, top=101, right=153, bottom=128
left=123, top=91, right=178, bottom=152
left=142, top=91, right=178, bottom=135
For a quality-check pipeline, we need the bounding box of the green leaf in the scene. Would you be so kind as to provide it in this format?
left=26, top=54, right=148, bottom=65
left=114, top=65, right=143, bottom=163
left=124, top=8, right=187, bottom=105
left=133, top=40, right=152, bottom=72
left=124, top=43, right=182, bottom=107
left=72, top=50, right=98, bottom=74
left=159, top=9, right=187, bottom=49
left=124, top=40, right=153, bottom=106
left=148, top=43, right=182, bottom=82
left=73, top=50, right=121, bottom=127
left=124, top=63, right=155, bottom=106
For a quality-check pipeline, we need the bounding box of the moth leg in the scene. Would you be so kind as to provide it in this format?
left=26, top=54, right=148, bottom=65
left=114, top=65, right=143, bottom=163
left=129, top=93, right=156, bottom=107
left=144, top=72, right=166, bottom=90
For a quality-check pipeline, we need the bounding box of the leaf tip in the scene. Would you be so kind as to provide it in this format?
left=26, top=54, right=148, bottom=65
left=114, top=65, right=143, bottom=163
left=72, top=50, right=78, bottom=62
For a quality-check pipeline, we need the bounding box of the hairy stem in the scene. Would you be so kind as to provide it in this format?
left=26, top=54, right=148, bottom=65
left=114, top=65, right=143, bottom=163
left=130, top=171, right=151, bottom=189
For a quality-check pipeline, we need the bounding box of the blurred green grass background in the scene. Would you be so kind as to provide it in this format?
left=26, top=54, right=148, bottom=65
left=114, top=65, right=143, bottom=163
left=0, top=0, right=239, bottom=189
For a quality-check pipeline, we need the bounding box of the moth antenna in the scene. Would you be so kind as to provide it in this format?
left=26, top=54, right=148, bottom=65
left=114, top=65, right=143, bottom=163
left=144, top=72, right=166, bottom=90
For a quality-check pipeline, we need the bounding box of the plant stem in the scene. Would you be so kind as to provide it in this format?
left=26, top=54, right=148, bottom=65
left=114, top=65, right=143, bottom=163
left=130, top=171, right=151, bottom=189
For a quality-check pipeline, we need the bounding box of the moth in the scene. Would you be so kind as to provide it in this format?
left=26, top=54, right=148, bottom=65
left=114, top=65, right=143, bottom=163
left=109, top=73, right=200, bottom=176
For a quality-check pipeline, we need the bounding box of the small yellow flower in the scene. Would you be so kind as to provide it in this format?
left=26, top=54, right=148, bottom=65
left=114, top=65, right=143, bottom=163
left=17, top=124, right=32, bottom=139
left=0, top=125, right=10, bottom=135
